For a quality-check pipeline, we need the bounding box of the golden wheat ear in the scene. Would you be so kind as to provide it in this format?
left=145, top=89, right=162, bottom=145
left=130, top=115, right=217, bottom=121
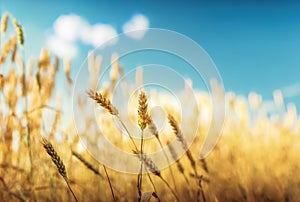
left=133, top=150, right=179, bottom=202
left=12, top=19, right=24, bottom=46
left=86, top=89, right=119, bottom=116
left=42, top=138, right=68, bottom=180
left=42, top=138, right=78, bottom=202
left=1, top=13, right=9, bottom=33
left=138, top=90, right=150, bottom=130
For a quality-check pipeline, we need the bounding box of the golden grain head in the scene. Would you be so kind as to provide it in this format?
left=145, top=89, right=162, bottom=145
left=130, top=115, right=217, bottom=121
left=138, top=91, right=150, bottom=130
left=1, top=13, right=9, bottom=33
left=12, top=19, right=24, bottom=45
left=87, top=90, right=119, bottom=116
left=148, top=119, right=159, bottom=139
left=42, top=138, right=68, bottom=180
left=133, top=150, right=160, bottom=176
left=0, top=39, right=11, bottom=64
left=168, top=114, right=188, bottom=150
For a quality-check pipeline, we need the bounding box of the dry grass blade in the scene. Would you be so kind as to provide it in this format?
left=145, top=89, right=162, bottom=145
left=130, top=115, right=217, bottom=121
left=87, top=89, right=119, bottom=116
left=42, top=138, right=78, bottom=202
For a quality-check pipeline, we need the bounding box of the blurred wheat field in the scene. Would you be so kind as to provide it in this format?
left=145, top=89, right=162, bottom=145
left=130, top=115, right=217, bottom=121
left=1, top=13, right=300, bottom=202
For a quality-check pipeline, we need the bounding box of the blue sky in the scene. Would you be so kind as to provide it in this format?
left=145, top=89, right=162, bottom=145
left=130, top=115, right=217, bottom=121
left=2, top=0, right=300, bottom=106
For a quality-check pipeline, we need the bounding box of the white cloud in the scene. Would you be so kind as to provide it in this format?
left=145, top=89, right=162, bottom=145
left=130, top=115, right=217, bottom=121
left=47, top=14, right=118, bottom=59
left=47, top=13, right=149, bottom=59
left=122, top=14, right=149, bottom=39
left=81, top=24, right=118, bottom=47
left=46, top=35, right=78, bottom=59
left=53, top=14, right=88, bottom=42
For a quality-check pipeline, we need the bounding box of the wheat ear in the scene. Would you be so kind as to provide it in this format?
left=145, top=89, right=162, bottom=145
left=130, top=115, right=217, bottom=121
left=87, top=90, right=119, bottom=115
left=133, top=150, right=180, bottom=202
left=168, top=114, right=198, bottom=177
left=1, top=13, right=9, bottom=33
left=42, top=139, right=78, bottom=202
left=12, top=19, right=24, bottom=46
left=87, top=89, right=138, bottom=151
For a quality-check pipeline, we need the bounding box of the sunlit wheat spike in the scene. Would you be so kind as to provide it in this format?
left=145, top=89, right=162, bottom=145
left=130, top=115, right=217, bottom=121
left=168, top=114, right=188, bottom=151
left=148, top=119, right=159, bottom=139
left=42, top=138, right=67, bottom=180
left=72, top=150, right=103, bottom=178
left=133, top=150, right=160, bottom=177
left=0, top=39, right=11, bottom=64
left=138, top=91, right=150, bottom=130
left=168, top=114, right=196, bottom=170
left=42, top=139, right=78, bottom=202
left=1, top=13, right=9, bottom=33
left=87, top=90, right=119, bottom=116
left=12, top=19, right=24, bottom=45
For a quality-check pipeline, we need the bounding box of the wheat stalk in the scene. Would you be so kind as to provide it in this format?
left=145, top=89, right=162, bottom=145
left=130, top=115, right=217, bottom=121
left=137, top=91, right=150, bottom=200
left=42, top=138, right=78, bottom=202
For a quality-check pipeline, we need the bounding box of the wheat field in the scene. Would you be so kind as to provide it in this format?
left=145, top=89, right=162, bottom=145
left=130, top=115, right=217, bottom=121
left=0, top=13, right=300, bottom=202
